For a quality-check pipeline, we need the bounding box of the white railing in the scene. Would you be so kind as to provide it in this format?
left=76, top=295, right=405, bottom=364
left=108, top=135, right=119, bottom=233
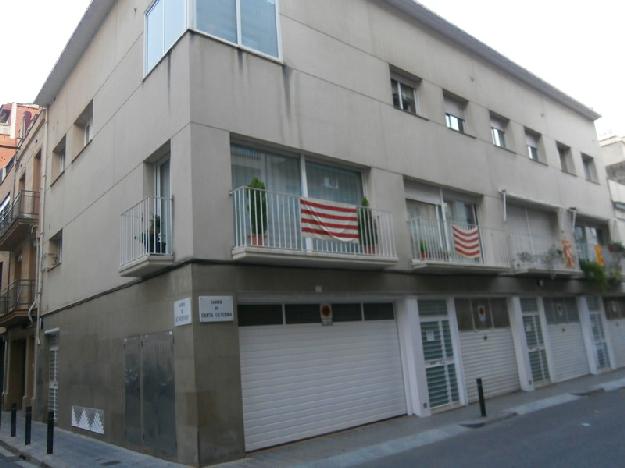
left=510, top=233, right=578, bottom=271
left=120, top=197, right=172, bottom=268
left=408, top=218, right=510, bottom=267
left=232, top=187, right=397, bottom=259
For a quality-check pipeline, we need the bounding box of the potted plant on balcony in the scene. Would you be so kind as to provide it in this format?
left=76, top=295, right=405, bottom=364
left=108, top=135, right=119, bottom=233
left=419, top=240, right=429, bottom=260
left=141, top=214, right=166, bottom=254
left=358, top=197, right=378, bottom=254
left=580, top=260, right=608, bottom=291
left=247, top=177, right=268, bottom=246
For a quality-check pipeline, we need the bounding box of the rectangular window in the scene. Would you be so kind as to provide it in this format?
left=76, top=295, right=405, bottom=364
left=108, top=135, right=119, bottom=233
left=332, top=303, right=363, bottom=322
left=557, top=143, right=575, bottom=175
left=390, top=69, right=419, bottom=115
left=52, top=137, right=66, bottom=181
left=454, top=298, right=509, bottom=330
left=231, top=144, right=301, bottom=194
left=490, top=113, right=508, bottom=148
left=363, top=303, right=394, bottom=321
left=285, top=304, right=321, bottom=324
left=604, top=298, right=625, bottom=320
left=48, top=230, right=63, bottom=269
left=305, top=161, right=363, bottom=205
left=525, top=129, right=541, bottom=162
left=195, top=0, right=280, bottom=59
left=74, top=101, right=94, bottom=152
left=145, top=0, right=187, bottom=73
left=443, top=92, right=466, bottom=134
left=238, top=304, right=283, bottom=326
left=582, top=154, right=598, bottom=182
left=544, top=298, right=579, bottom=324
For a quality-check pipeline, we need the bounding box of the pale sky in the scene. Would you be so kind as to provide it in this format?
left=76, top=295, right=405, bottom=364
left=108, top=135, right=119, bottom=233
left=1, top=0, right=623, bottom=138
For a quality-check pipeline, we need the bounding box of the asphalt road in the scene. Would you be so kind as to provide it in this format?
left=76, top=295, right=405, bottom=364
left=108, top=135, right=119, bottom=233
left=0, top=446, right=35, bottom=468
left=359, top=389, right=625, bottom=468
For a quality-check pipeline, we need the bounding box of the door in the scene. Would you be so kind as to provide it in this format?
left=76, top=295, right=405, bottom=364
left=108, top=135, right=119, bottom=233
left=239, top=302, right=406, bottom=451
left=123, top=332, right=176, bottom=458
left=543, top=298, right=590, bottom=382
left=587, top=297, right=610, bottom=371
left=48, top=335, right=59, bottom=421
left=419, top=300, right=459, bottom=410
left=521, top=298, right=550, bottom=386
left=153, top=158, right=171, bottom=254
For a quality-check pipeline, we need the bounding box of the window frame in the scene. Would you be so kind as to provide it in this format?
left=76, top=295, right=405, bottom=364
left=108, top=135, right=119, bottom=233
left=390, top=71, right=419, bottom=115
left=490, top=113, right=508, bottom=149
left=557, top=142, right=576, bottom=175
left=190, top=0, right=283, bottom=64
left=525, top=129, right=542, bottom=162
left=144, top=0, right=189, bottom=76
left=582, top=154, right=598, bottom=183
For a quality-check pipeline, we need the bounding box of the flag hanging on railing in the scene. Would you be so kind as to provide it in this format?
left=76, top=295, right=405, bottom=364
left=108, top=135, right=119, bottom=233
left=452, top=224, right=481, bottom=258
left=300, top=197, right=360, bottom=243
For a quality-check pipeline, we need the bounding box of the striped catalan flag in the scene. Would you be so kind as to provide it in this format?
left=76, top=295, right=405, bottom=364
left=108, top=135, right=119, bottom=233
left=452, top=224, right=481, bottom=259
left=300, top=197, right=360, bottom=243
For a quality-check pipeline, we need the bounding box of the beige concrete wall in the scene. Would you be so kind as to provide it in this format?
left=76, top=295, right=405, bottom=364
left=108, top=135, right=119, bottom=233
left=40, top=0, right=612, bottom=307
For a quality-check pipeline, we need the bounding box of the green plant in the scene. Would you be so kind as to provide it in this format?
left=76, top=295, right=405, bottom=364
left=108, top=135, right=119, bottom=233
left=247, top=177, right=268, bottom=237
left=358, top=197, right=378, bottom=248
left=141, top=214, right=166, bottom=253
left=580, top=260, right=608, bottom=291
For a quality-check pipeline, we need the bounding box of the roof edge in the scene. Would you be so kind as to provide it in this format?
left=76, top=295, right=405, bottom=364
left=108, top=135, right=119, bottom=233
left=384, top=0, right=601, bottom=121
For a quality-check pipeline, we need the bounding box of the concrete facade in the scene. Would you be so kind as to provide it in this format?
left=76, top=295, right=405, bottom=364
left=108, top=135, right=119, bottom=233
left=20, top=0, right=620, bottom=465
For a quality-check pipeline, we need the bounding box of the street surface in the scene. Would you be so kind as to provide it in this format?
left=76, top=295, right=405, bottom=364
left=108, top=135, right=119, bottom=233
left=359, top=389, right=625, bottom=468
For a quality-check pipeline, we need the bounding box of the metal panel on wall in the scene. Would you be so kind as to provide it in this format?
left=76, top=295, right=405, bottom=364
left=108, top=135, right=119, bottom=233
left=123, top=337, right=141, bottom=447
left=142, top=331, right=176, bottom=458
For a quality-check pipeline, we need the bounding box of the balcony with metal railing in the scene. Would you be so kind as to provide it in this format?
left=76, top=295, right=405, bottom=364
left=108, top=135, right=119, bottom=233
left=0, top=191, right=39, bottom=250
left=510, top=233, right=580, bottom=276
left=577, top=242, right=625, bottom=281
left=408, top=218, right=511, bottom=273
left=232, top=187, right=398, bottom=267
left=119, top=197, right=173, bottom=277
left=0, top=280, right=35, bottom=326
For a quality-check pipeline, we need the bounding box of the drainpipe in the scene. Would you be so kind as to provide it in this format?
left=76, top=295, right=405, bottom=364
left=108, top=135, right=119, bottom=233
left=31, top=109, right=48, bottom=409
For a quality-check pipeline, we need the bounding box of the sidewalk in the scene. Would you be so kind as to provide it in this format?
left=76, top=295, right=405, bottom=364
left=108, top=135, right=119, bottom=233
left=0, top=411, right=185, bottom=468
left=216, top=368, right=625, bottom=468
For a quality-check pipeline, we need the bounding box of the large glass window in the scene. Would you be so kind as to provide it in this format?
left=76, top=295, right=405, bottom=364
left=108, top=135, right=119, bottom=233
left=145, top=0, right=186, bottom=73
left=231, top=145, right=301, bottom=194
left=196, top=0, right=280, bottom=58
left=305, top=161, right=363, bottom=205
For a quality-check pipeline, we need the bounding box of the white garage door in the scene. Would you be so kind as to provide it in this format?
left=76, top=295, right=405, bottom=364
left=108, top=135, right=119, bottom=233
left=239, top=303, right=407, bottom=451
left=455, top=298, right=520, bottom=402
left=604, top=298, right=625, bottom=368
left=543, top=298, right=590, bottom=382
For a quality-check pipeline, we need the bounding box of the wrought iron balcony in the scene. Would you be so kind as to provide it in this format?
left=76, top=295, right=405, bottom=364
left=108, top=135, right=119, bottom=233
left=119, top=197, right=173, bottom=277
left=0, top=191, right=39, bottom=250
left=0, top=280, right=35, bottom=325
left=232, top=186, right=397, bottom=267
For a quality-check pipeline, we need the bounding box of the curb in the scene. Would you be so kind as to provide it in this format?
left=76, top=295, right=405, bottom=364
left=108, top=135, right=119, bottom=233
left=459, top=412, right=516, bottom=429
left=0, top=438, right=51, bottom=468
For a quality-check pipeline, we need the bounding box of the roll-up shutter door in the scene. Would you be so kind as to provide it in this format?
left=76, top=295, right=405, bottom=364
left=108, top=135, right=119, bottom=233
left=604, top=298, right=625, bottom=368
left=239, top=303, right=406, bottom=451
left=455, top=298, right=520, bottom=402
left=543, top=298, right=590, bottom=382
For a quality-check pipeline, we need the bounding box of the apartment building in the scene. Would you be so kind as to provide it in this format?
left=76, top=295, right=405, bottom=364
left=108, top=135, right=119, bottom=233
left=0, top=111, right=43, bottom=412
left=0, top=103, right=40, bottom=170
left=22, top=0, right=623, bottom=465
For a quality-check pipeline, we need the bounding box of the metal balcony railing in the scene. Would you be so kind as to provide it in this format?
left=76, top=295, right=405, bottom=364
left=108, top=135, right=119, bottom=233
left=0, top=280, right=35, bottom=317
left=120, top=197, right=172, bottom=269
left=408, top=218, right=511, bottom=267
left=0, top=190, right=39, bottom=238
left=232, top=186, right=397, bottom=259
left=510, top=233, right=579, bottom=271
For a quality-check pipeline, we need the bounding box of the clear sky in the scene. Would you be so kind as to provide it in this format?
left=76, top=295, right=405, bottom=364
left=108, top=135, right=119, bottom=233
left=1, top=0, right=622, bottom=138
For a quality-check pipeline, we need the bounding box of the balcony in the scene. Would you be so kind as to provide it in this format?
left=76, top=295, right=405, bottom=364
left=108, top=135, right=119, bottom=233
left=232, top=187, right=398, bottom=268
left=0, top=280, right=35, bottom=326
left=578, top=243, right=625, bottom=282
left=409, top=219, right=511, bottom=273
left=0, top=191, right=39, bottom=250
left=119, top=197, right=173, bottom=277
left=510, top=233, right=580, bottom=277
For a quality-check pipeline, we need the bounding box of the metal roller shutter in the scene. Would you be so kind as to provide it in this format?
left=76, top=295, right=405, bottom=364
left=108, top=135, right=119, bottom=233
left=543, top=298, right=590, bottom=382
left=239, top=303, right=406, bottom=451
left=455, top=298, right=520, bottom=402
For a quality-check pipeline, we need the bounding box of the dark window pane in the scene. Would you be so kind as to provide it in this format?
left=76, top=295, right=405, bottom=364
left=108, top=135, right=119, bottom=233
left=238, top=304, right=283, bottom=326
left=564, top=298, right=579, bottom=323
left=391, top=79, right=400, bottom=109
left=332, top=303, right=362, bottom=322
left=418, top=299, right=447, bottom=317
left=472, top=299, right=492, bottom=330
left=364, top=303, right=394, bottom=321
left=454, top=299, right=473, bottom=331
left=285, top=304, right=321, bottom=324
left=491, top=299, right=510, bottom=328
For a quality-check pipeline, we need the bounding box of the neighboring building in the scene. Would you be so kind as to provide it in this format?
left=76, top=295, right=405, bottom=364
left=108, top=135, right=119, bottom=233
left=601, top=136, right=625, bottom=241
left=0, top=103, right=40, bottom=170
left=19, top=0, right=622, bottom=465
left=0, top=110, right=43, bottom=412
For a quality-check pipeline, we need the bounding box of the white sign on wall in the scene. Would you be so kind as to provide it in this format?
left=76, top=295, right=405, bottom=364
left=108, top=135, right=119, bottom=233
left=174, top=298, right=192, bottom=327
left=199, top=296, right=234, bottom=323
